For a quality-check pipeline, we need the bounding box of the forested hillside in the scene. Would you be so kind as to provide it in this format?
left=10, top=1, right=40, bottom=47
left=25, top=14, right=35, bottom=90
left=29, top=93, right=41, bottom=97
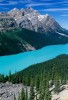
left=10, top=54, right=68, bottom=85
left=0, top=28, right=68, bottom=56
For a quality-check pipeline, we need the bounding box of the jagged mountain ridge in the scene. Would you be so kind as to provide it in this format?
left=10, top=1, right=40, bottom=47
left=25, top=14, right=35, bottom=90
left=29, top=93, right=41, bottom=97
left=7, top=7, right=62, bottom=33
left=0, top=7, right=68, bottom=35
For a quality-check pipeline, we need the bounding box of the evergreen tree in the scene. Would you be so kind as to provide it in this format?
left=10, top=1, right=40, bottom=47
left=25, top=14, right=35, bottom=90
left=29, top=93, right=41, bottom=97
left=9, top=71, right=11, bottom=82
left=39, top=79, right=45, bottom=100
left=35, top=75, right=40, bottom=91
left=30, top=80, right=35, bottom=100
left=20, top=87, right=25, bottom=100
left=0, top=74, right=5, bottom=83
left=54, top=75, right=60, bottom=93
left=25, top=86, right=28, bottom=100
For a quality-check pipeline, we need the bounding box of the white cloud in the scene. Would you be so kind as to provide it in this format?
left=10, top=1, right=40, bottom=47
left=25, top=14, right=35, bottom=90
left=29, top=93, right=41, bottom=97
left=26, top=3, right=52, bottom=7
left=0, top=1, right=18, bottom=6
left=25, top=0, right=68, bottom=8
left=61, top=14, right=68, bottom=16
left=40, top=8, right=68, bottom=12
left=0, top=0, right=33, bottom=6
left=20, top=0, right=33, bottom=3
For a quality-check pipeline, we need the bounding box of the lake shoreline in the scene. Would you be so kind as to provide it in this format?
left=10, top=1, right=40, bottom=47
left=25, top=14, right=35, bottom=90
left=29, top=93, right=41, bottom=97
left=0, top=43, right=68, bottom=75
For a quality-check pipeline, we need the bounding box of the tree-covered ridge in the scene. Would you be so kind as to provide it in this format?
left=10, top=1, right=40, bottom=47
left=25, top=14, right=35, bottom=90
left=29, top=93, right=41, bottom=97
left=10, top=54, right=68, bottom=84
left=0, top=28, right=68, bottom=56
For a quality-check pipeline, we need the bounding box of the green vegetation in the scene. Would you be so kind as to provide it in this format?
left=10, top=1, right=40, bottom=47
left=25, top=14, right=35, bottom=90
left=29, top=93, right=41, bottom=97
left=30, top=80, right=35, bottom=100
left=9, top=54, right=68, bottom=85
left=0, top=54, right=68, bottom=99
left=0, top=28, right=68, bottom=56
left=20, top=87, right=26, bottom=100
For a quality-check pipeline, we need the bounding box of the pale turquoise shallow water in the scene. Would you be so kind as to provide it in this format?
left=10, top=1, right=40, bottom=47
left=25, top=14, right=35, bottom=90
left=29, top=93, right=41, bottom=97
left=0, top=44, right=68, bottom=75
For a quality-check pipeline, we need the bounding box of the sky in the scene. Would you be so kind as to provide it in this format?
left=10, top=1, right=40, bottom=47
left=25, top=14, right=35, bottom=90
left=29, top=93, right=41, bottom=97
left=0, top=0, right=68, bottom=29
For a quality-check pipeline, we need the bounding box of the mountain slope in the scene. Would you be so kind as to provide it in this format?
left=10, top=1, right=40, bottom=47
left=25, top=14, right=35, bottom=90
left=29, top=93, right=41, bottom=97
left=12, top=54, right=68, bottom=84
left=0, top=8, right=68, bottom=56
left=0, top=28, right=35, bottom=56
left=0, top=28, right=68, bottom=56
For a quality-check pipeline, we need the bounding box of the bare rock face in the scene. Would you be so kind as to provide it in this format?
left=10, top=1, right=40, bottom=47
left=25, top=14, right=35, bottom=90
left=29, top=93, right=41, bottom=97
left=8, top=8, right=20, bottom=17
left=0, top=83, right=22, bottom=100
left=7, top=7, right=62, bottom=33
left=0, top=13, right=17, bottom=30
left=38, top=14, right=61, bottom=31
left=0, top=7, right=65, bottom=34
left=0, top=83, right=30, bottom=100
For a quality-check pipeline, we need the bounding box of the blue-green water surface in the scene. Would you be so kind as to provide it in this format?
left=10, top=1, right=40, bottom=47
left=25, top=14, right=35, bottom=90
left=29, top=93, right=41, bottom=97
left=0, top=44, right=68, bottom=75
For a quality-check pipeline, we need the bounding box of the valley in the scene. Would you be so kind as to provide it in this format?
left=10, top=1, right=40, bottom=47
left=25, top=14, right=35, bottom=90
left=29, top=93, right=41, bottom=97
left=0, top=7, right=68, bottom=100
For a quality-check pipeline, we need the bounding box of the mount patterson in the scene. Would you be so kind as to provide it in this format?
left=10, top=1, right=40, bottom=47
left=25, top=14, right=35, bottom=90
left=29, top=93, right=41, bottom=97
left=0, top=8, right=68, bottom=56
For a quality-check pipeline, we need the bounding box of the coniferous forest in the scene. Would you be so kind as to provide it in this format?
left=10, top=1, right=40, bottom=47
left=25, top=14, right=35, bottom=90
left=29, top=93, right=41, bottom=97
left=0, top=28, right=68, bottom=56
left=0, top=54, right=68, bottom=100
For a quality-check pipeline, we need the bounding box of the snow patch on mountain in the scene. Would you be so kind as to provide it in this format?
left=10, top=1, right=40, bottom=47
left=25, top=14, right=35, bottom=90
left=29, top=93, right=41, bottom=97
left=56, top=31, right=68, bottom=38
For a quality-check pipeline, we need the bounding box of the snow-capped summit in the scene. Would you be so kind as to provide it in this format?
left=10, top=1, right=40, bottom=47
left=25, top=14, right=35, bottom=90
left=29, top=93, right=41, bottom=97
left=8, top=8, right=19, bottom=13
left=7, top=8, right=63, bottom=33
left=45, top=14, right=49, bottom=17
left=13, top=8, right=18, bottom=11
left=38, top=15, right=45, bottom=21
left=8, top=8, right=20, bottom=17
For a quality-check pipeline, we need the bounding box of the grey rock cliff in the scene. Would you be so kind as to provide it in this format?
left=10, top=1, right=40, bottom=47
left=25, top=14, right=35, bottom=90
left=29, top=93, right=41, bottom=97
left=0, top=13, right=17, bottom=30
left=7, top=8, right=62, bottom=33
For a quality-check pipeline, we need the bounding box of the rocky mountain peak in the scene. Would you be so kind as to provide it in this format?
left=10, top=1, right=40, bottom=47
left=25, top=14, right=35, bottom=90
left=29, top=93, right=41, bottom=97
left=10, top=8, right=19, bottom=12
left=45, top=14, right=49, bottom=17
left=25, top=7, right=34, bottom=12
left=0, top=8, right=63, bottom=33
left=8, top=8, right=20, bottom=17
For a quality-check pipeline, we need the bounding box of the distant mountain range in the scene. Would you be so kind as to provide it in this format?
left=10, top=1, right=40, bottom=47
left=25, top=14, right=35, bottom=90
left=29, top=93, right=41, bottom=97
left=0, top=8, right=68, bottom=56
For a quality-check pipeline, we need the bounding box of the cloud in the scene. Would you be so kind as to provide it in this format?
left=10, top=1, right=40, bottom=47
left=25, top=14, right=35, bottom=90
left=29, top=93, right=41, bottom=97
left=0, top=1, right=18, bottom=6
left=19, top=0, right=33, bottom=3
left=61, top=14, right=68, bottom=16
left=0, top=0, right=33, bottom=6
left=26, top=3, right=52, bottom=7
left=0, top=0, right=68, bottom=8
left=25, top=0, right=68, bottom=8
left=40, top=8, right=68, bottom=12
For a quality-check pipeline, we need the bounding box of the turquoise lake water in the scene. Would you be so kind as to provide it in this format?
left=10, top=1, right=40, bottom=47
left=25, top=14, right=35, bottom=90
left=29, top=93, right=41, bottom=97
left=0, top=44, right=68, bottom=75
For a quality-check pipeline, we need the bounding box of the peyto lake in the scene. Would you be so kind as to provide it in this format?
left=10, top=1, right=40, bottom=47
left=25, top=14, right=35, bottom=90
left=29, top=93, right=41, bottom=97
left=0, top=44, right=68, bottom=75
